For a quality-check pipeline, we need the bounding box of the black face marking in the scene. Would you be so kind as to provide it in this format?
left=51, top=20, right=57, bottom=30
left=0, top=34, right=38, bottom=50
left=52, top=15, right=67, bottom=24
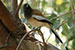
left=23, top=3, right=32, bottom=19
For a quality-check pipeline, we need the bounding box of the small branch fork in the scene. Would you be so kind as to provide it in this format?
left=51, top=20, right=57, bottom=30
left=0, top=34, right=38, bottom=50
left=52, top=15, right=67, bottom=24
left=39, top=29, right=47, bottom=50
left=16, top=29, right=37, bottom=50
left=16, top=27, right=46, bottom=50
left=55, top=20, right=68, bottom=30
left=15, top=0, right=24, bottom=17
left=50, top=11, right=71, bottom=20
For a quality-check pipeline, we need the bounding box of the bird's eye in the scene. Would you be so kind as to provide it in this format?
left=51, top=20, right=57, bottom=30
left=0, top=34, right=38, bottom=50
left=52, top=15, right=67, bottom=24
left=26, top=4, right=28, bottom=7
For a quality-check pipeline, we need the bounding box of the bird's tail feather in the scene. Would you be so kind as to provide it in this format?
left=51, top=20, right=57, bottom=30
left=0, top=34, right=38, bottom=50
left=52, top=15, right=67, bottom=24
left=50, top=28, right=63, bottom=43
left=50, top=28, right=69, bottom=50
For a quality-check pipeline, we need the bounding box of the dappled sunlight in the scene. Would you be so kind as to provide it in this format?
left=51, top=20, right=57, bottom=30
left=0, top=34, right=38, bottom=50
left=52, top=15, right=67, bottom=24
left=56, top=0, right=63, bottom=5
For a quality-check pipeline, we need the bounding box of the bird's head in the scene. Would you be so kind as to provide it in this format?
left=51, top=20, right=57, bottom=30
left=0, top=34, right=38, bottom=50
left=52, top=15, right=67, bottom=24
left=23, top=3, right=32, bottom=18
left=23, top=3, right=31, bottom=10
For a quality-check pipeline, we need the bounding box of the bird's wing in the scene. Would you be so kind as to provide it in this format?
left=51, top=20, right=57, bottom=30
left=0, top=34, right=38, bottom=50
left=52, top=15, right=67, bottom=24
left=32, top=9, right=44, bottom=16
left=32, top=9, right=53, bottom=25
left=32, top=15, right=53, bottom=25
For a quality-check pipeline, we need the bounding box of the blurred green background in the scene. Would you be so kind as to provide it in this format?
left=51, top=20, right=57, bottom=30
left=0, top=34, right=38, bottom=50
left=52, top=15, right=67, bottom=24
left=2, top=0, right=75, bottom=50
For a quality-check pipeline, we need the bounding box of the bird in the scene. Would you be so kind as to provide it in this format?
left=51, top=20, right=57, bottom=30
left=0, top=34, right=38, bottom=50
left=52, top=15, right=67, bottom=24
left=23, top=3, right=68, bottom=50
left=23, top=3, right=53, bottom=28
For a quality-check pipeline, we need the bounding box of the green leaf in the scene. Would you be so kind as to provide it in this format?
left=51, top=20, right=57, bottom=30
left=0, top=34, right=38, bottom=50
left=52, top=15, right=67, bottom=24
left=68, top=17, right=73, bottom=28
left=62, top=24, right=71, bottom=38
left=48, top=13, right=57, bottom=23
left=72, top=40, right=75, bottom=49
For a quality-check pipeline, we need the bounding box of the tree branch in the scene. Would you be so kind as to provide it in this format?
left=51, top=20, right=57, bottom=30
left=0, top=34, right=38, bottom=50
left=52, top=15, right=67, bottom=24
left=70, top=0, right=75, bottom=30
left=11, top=0, right=18, bottom=16
left=15, top=0, right=23, bottom=17
left=0, top=0, right=18, bottom=32
left=50, top=11, right=72, bottom=20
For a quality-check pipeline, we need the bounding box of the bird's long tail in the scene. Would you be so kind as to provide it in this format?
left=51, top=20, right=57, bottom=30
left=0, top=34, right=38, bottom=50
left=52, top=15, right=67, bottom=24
left=50, top=28, right=68, bottom=50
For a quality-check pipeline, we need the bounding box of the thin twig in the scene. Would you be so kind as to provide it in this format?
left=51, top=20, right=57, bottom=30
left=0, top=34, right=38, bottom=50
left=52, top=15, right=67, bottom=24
left=70, top=0, right=75, bottom=16
left=55, top=20, right=68, bottom=30
left=16, top=26, right=47, bottom=50
left=38, top=30, right=47, bottom=50
left=70, top=0, right=75, bottom=30
left=53, top=0, right=56, bottom=10
left=15, top=0, right=23, bottom=17
left=50, top=11, right=72, bottom=20
left=0, top=42, right=11, bottom=49
left=0, top=33, right=11, bottom=49
left=16, top=29, right=37, bottom=50
left=0, top=44, right=8, bottom=49
left=37, top=43, right=41, bottom=50
left=5, top=33, right=11, bottom=43
left=46, top=32, right=52, bottom=43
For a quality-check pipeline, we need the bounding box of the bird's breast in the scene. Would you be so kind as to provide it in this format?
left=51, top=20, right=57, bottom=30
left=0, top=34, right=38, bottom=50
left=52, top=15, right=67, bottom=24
left=27, top=17, right=50, bottom=28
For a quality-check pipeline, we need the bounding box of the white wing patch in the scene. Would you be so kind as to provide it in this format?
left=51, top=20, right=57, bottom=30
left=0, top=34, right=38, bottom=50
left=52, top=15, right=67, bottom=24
left=32, top=15, right=48, bottom=20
